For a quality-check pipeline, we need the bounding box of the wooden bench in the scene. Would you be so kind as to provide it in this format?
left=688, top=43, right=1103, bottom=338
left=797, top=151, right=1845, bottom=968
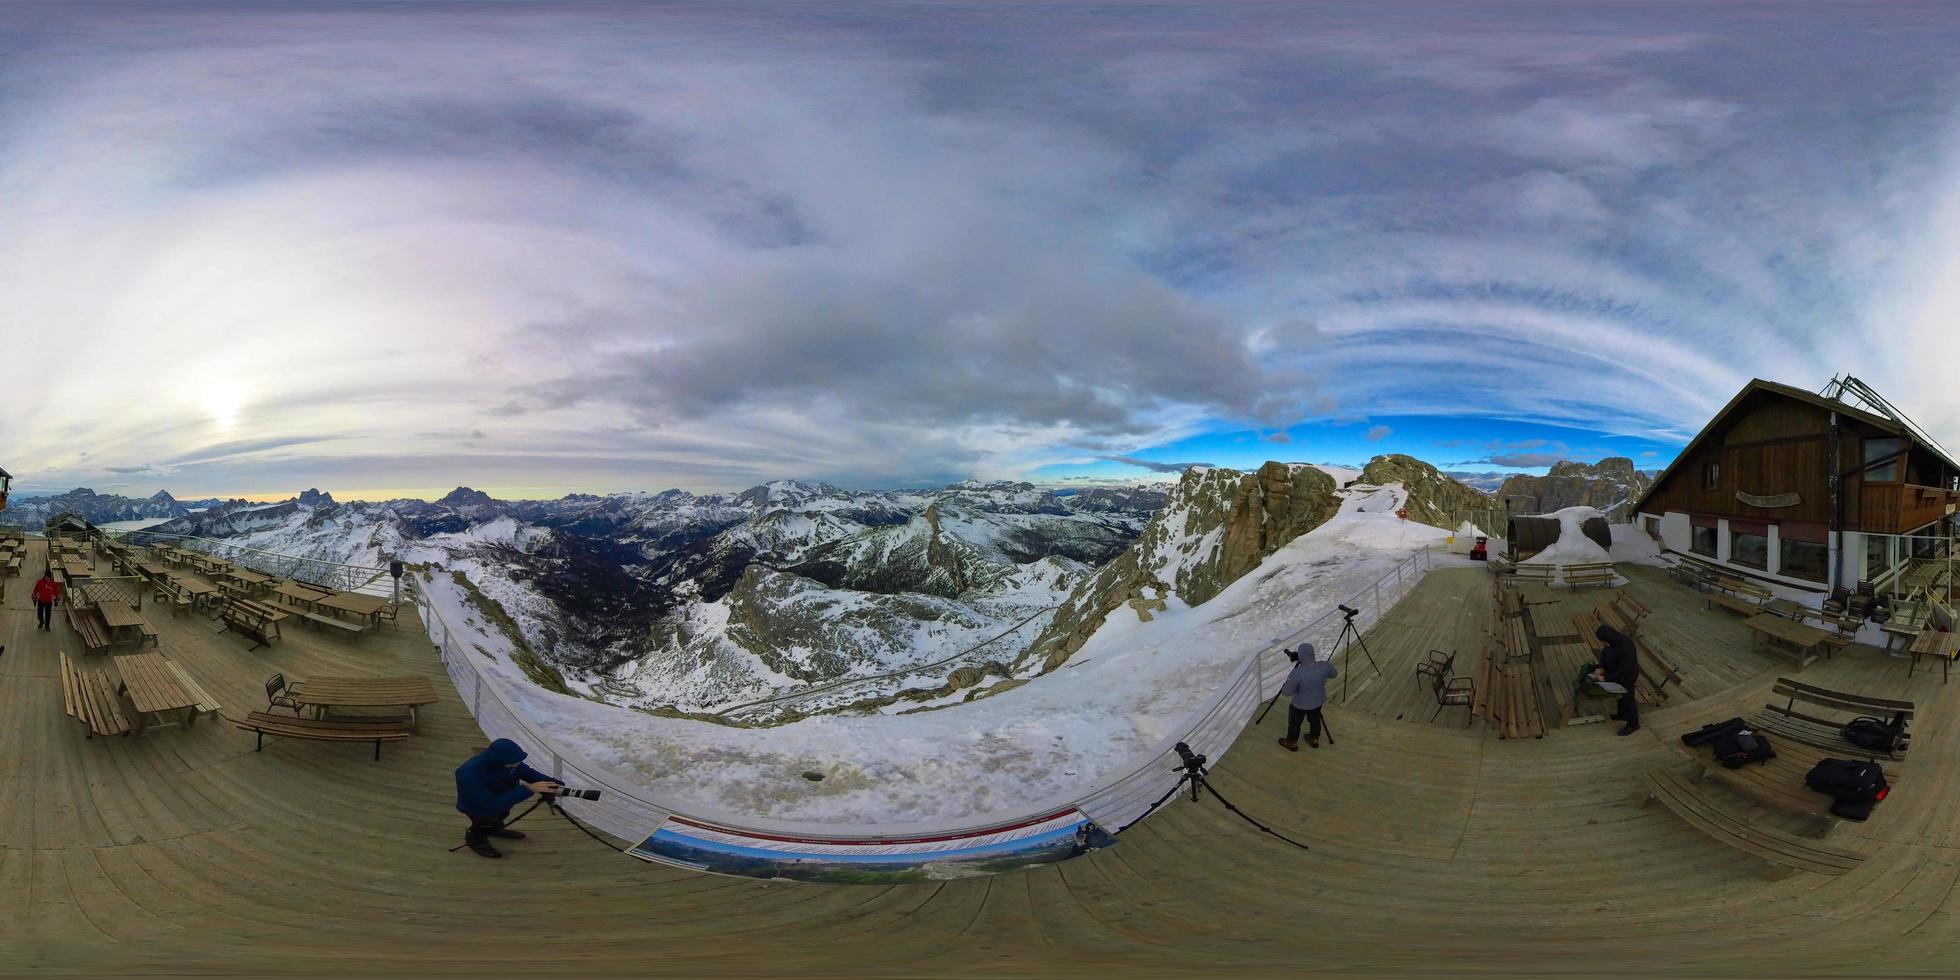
left=1562, top=562, right=1617, bottom=589
left=1694, top=734, right=1901, bottom=837
left=1714, top=577, right=1774, bottom=603
left=1539, top=640, right=1618, bottom=726
left=228, top=711, right=412, bottom=761
left=1512, top=564, right=1554, bottom=583
left=218, top=600, right=279, bottom=651
left=154, top=580, right=193, bottom=616
left=1640, top=769, right=1866, bottom=879
left=66, top=604, right=111, bottom=653
left=1491, top=658, right=1545, bottom=739
left=1707, top=591, right=1763, bottom=617
left=299, top=609, right=369, bottom=638
left=1501, top=617, right=1531, bottom=664
left=1754, top=677, right=1913, bottom=760
left=165, top=662, right=222, bottom=725
left=59, top=652, right=131, bottom=738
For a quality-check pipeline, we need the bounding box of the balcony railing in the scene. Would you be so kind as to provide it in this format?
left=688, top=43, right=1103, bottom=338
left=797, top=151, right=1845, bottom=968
left=1861, top=483, right=1957, bottom=535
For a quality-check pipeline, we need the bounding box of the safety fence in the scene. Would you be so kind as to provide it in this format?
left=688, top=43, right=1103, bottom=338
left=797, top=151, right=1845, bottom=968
left=104, top=530, right=395, bottom=597
left=412, top=545, right=1440, bottom=852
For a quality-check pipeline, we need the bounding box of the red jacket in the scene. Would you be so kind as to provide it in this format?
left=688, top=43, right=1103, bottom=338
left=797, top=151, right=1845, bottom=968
left=31, top=578, right=62, bottom=605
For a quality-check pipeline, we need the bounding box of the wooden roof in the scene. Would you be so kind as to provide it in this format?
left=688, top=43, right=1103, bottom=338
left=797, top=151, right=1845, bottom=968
left=7, top=534, right=1960, bottom=973
left=1632, top=377, right=1958, bottom=516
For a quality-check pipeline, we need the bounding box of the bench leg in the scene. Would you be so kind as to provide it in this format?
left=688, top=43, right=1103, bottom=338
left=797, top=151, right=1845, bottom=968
left=256, top=731, right=264, bottom=752
left=373, top=739, right=382, bottom=762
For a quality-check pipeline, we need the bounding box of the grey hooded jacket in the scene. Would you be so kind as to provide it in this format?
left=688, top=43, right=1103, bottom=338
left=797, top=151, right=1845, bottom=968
left=1279, top=643, right=1338, bottom=710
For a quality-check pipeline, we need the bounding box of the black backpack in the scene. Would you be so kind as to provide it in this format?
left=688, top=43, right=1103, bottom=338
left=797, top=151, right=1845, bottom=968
left=1842, top=713, right=1907, bottom=754
left=1804, top=758, right=1889, bottom=820
left=1681, top=717, right=1747, bottom=748
left=1709, top=727, right=1775, bottom=769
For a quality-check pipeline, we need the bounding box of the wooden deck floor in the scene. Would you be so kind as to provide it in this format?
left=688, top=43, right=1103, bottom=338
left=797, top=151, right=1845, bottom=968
left=5, top=539, right=1960, bottom=976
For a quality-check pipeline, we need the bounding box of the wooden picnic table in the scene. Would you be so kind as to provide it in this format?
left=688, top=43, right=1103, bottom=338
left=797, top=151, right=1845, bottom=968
left=1742, top=613, right=1829, bottom=672
left=1763, top=598, right=1808, bottom=621
left=137, top=562, right=170, bottom=581
left=60, top=559, right=92, bottom=582
left=293, top=676, right=438, bottom=731
left=315, top=591, right=392, bottom=625
left=1517, top=582, right=1561, bottom=605
left=175, top=577, right=218, bottom=610
left=113, top=653, right=197, bottom=732
left=1908, top=629, right=1960, bottom=683
left=1527, top=603, right=1577, bottom=643
left=272, top=582, right=331, bottom=609
left=224, top=567, right=272, bottom=586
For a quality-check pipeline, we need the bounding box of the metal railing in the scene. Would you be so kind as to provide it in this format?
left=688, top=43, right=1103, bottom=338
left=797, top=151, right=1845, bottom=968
left=413, top=545, right=1440, bottom=848
left=104, top=530, right=394, bottom=597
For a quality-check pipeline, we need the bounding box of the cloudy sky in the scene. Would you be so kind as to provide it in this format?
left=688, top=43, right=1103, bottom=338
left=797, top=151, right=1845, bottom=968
left=4, top=2, right=1959, bottom=500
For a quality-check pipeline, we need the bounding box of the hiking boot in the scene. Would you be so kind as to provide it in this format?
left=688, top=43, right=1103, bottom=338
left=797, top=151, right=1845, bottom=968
left=465, top=838, right=503, bottom=858
left=487, top=828, right=526, bottom=839
left=1617, top=724, right=1640, bottom=737
left=1306, top=737, right=1320, bottom=749
left=1276, top=738, right=1299, bottom=752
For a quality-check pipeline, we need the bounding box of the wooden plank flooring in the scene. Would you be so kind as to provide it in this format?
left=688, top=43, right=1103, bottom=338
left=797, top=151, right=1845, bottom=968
left=3, top=539, right=1960, bottom=975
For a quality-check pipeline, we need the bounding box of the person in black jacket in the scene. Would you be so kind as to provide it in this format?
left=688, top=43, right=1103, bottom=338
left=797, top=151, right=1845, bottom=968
left=1591, top=624, right=1640, bottom=736
left=454, top=738, right=561, bottom=858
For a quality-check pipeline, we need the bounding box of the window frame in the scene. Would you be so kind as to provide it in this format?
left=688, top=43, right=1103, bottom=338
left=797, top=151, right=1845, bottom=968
left=1730, top=530, right=1769, bottom=570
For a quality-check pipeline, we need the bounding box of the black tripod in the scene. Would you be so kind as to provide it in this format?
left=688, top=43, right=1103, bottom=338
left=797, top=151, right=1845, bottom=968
left=448, top=794, right=627, bottom=854
left=1115, top=742, right=1310, bottom=850
left=1333, top=606, right=1382, bottom=703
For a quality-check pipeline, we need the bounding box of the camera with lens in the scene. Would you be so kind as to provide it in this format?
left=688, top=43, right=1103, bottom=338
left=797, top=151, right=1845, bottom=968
left=547, top=786, right=601, bottom=801
left=1172, top=741, right=1207, bottom=774
left=1338, top=604, right=1358, bottom=620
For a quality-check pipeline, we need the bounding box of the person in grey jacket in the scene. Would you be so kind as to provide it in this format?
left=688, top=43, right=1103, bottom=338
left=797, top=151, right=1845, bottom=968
left=1276, top=642, right=1337, bottom=750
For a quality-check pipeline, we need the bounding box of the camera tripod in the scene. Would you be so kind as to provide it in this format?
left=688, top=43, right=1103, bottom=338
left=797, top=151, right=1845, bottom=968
left=1115, top=743, right=1310, bottom=851
left=448, top=793, right=627, bottom=854
left=1334, top=610, right=1382, bottom=704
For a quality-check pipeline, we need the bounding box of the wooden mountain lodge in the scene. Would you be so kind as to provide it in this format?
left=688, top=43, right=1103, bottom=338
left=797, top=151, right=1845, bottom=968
left=1634, top=376, right=1960, bottom=593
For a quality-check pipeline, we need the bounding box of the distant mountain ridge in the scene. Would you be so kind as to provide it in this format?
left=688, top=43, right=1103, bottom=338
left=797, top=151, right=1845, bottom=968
left=3, top=488, right=225, bottom=526
left=1497, top=457, right=1653, bottom=522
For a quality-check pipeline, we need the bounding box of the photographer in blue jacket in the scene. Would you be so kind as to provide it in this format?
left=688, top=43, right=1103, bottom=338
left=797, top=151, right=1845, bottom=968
left=455, top=738, right=561, bottom=858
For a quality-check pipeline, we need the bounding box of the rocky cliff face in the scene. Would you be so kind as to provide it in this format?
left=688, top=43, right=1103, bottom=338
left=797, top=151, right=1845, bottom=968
left=1497, top=457, right=1652, bottom=521
left=1019, top=462, right=1341, bottom=673
left=1359, top=454, right=1494, bottom=529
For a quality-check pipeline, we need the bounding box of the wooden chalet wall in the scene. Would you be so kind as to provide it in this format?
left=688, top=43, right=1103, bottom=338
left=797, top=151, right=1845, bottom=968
left=1641, top=383, right=1956, bottom=535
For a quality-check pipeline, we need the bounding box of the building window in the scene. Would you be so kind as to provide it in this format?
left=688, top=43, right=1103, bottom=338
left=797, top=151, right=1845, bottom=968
left=1703, top=462, right=1720, bottom=490
left=1780, top=539, right=1828, bottom=582
left=1691, top=525, right=1717, bottom=556
left=1865, top=437, right=1902, bottom=482
left=1732, top=530, right=1769, bottom=569
left=1865, top=535, right=1892, bottom=582
left=1642, top=516, right=1660, bottom=540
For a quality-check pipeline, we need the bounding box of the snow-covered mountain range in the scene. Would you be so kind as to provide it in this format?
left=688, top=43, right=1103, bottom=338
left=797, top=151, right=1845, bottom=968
left=4, top=488, right=224, bottom=527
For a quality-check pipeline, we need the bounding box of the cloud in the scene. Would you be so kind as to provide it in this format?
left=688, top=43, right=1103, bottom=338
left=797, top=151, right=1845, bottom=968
left=1640, top=450, right=1658, bottom=457
left=1484, top=451, right=1572, bottom=468
left=1104, top=455, right=1212, bottom=473
left=1264, top=431, right=1292, bottom=443
left=0, top=4, right=1955, bottom=495
left=1365, top=425, right=1393, bottom=442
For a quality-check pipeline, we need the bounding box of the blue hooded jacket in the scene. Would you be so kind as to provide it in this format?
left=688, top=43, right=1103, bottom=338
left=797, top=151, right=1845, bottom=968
left=455, top=738, right=550, bottom=817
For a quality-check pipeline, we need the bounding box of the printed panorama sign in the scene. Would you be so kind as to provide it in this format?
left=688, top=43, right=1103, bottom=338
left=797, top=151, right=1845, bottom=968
left=1735, top=491, right=1801, bottom=508
left=629, top=808, right=1117, bottom=883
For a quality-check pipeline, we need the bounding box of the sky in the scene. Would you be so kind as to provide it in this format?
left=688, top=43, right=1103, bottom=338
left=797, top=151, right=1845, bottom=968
left=4, top=2, right=1960, bottom=501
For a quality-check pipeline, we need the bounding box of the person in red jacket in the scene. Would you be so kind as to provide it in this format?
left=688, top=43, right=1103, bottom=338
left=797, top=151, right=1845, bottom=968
left=31, top=570, right=62, bottom=631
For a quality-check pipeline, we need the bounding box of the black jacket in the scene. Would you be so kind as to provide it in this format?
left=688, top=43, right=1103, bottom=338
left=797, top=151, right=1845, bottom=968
left=1594, top=625, right=1639, bottom=688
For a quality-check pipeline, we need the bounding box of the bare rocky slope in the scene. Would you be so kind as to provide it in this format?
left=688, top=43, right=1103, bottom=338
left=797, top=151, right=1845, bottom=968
left=1497, top=457, right=1653, bottom=521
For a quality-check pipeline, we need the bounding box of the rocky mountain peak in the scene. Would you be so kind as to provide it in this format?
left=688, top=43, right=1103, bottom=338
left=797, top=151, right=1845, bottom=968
left=1499, top=456, right=1651, bottom=522
left=1359, top=454, right=1493, bottom=528
left=439, top=486, right=497, bottom=508
left=297, top=488, right=336, bottom=508
left=1020, top=460, right=1341, bottom=672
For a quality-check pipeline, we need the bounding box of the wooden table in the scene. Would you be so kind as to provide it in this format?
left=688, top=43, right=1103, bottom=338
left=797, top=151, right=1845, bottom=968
left=113, top=653, right=197, bottom=732
left=1908, top=630, right=1959, bottom=683
left=60, top=559, right=92, bottom=583
left=176, top=578, right=217, bottom=610
left=95, top=600, right=150, bottom=645
left=1517, top=582, right=1561, bottom=606
left=137, top=562, right=170, bottom=582
left=1527, top=604, right=1578, bottom=643
left=222, top=568, right=273, bottom=595
left=1763, top=598, right=1807, bottom=621
left=315, top=591, right=392, bottom=626
left=1742, top=613, right=1829, bottom=672
left=273, top=582, right=331, bottom=609
left=294, top=676, right=438, bottom=731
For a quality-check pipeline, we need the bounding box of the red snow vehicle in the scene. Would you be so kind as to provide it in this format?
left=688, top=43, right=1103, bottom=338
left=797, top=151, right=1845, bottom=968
left=1469, top=536, right=1488, bottom=562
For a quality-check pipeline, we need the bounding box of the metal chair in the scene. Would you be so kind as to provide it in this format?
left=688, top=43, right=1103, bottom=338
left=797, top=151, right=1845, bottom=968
left=265, top=673, right=305, bottom=715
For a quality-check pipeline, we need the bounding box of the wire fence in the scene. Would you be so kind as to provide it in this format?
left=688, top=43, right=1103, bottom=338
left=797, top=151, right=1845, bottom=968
left=412, top=545, right=1439, bottom=849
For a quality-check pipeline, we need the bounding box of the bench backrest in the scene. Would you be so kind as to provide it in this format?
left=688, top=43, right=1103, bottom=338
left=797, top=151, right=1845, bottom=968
left=1772, top=677, right=1915, bottom=721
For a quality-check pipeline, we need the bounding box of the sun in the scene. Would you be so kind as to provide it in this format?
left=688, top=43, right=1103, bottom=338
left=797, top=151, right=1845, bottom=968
left=202, top=381, right=250, bottom=431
